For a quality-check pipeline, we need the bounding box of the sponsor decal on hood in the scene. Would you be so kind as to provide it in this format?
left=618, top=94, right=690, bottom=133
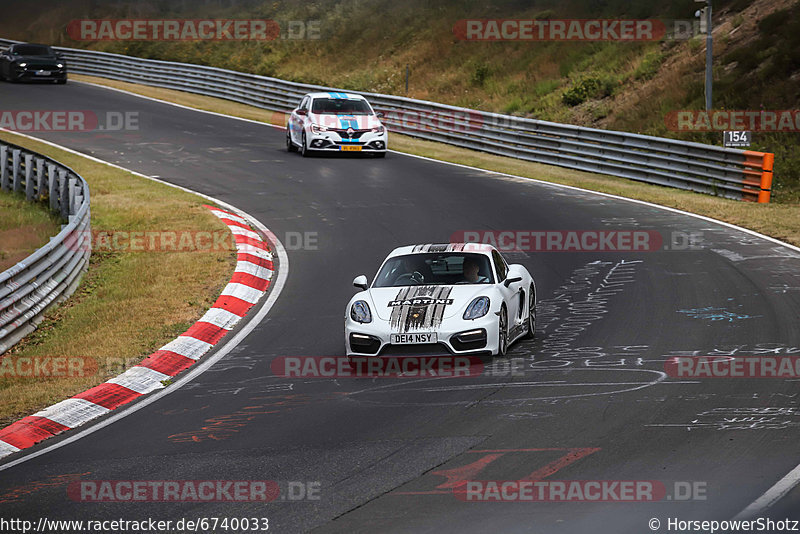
left=388, top=285, right=454, bottom=333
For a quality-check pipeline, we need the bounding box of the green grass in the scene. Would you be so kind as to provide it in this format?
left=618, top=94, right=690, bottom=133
left=0, top=190, right=62, bottom=272
left=0, top=131, right=236, bottom=427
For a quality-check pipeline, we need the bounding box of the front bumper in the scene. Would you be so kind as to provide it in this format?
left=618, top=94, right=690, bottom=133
left=10, top=65, right=67, bottom=82
left=307, top=129, right=387, bottom=152
left=345, top=314, right=498, bottom=357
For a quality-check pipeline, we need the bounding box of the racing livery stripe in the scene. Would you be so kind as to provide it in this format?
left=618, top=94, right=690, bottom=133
left=0, top=205, right=274, bottom=459
left=390, top=285, right=454, bottom=333
left=412, top=243, right=466, bottom=253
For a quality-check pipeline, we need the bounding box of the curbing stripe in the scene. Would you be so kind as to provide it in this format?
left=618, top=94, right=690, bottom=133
left=0, top=441, right=20, bottom=456
left=107, top=365, right=170, bottom=394
left=210, top=294, right=257, bottom=317
left=198, top=307, right=244, bottom=330
left=158, top=336, right=213, bottom=361
left=0, top=417, right=69, bottom=449
left=0, top=206, right=274, bottom=458
left=137, top=350, right=195, bottom=377
left=220, top=282, right=264, bottom=305
left=74, top=383, right=142, bottom=410
left=230, top=271, right=271, bottom=291
left=34, top=399, right=110, bottom=429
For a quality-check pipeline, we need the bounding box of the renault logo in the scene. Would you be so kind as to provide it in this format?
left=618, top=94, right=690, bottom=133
left=346, top=127, right=355, bottom=137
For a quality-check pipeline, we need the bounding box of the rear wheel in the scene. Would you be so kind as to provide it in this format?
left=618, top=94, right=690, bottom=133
left=497, top=306, right=508, bottom=357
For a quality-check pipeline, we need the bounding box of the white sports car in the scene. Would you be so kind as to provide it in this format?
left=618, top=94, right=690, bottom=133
left=345, top=243, right=536, bottom=360
left=286, top=92, right=388, bottom=157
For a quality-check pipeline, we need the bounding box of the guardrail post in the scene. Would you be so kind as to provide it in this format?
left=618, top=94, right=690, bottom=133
left=59, top=169, right=69, bottom=219
left=11, top=149, right=21, bottom=193
left=68, top=176, right=77, bottom=215
left=759, top=153, right=774, bottom=204
left=48, top=164, right=58, bottom=211
left=35, top=158, right=45, bottom=200
left=24, top=153, right=34, bottom=199
left=0, top=145, right=8, bottom=191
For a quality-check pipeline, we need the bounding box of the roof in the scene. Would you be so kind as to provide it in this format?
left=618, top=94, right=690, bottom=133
left=304, top=91, right=365, bottom=100
left=388, top=243, right=496, bottom=257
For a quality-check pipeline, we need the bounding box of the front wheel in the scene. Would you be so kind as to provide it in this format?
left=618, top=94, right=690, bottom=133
left=523, top=285, right=536, bottom=339
left=286, top=129, right=297, bottom=152
left=497, top=306, right=508, bottom=357
left=300, top=131, right=311, bottom=157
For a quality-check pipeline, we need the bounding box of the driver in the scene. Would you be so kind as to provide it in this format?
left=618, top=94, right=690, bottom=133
left=461, top=257, right=489, bottom=284
left=394, top=257, right=423, bottom=284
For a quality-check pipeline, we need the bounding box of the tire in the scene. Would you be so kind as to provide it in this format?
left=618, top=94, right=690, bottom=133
left=497, top=306, right=509, bottom=357
left=56, top=79, right=66, bottom=85
left=286, top=129, right=297, bottom=152
left=300, top=131, right=310, bottom=157
left=374, top=152, right=386, bottom=158
left=523, top=285, right=536, bottom=339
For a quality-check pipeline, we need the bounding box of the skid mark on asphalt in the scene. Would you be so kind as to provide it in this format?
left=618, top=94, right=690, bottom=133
left=393, top=448, right=601, bottom=495
left=649, top=407, right=800, bottom=431
left=0, top=472, right=90, bottom=503
left=166, top=393, right=345, bottom=443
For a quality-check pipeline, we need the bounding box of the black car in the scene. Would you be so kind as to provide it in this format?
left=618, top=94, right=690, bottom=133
left=0, top=43, right=67, bottom=83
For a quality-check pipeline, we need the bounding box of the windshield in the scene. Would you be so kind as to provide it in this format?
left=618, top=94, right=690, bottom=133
left=311, top=98, right=372, bottom=115
left=373, top=253, right=494, bottom=287
left=13, top=45, right=53, bottom=56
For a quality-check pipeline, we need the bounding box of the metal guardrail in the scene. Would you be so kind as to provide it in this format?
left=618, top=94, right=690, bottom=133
left=0, top=38, right=774, bottom=202
left=0, top=139, right=91, bottom=355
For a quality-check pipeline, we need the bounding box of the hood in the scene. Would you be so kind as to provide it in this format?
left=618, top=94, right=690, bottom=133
left=11, top=55, right=61, bottom=65
left=310, top=113, right=380, bottom=130
left=368, top=285, right=491, bottom=332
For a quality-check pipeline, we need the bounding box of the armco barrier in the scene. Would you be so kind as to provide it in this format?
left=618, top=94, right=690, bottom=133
left=0, top=140, right=91, bottom=355
left=0, top=38, right=774, bottom=202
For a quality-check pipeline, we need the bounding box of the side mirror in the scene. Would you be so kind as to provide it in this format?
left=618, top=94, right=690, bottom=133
left=504, top=276, right=523, bottom=288
left=353, top=275, right=368, bottom=291
left=296, top=109, right=307, bottom=116
left=376, top=112, right=384, bottom=118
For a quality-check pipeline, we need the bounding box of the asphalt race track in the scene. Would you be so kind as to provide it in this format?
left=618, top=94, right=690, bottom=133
left=1, top=81, right=800, bottom=534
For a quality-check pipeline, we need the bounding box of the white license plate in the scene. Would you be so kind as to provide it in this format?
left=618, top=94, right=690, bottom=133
left=35, top=70, right=51, bottom=76
left=391, top=333, right=438, bottom=345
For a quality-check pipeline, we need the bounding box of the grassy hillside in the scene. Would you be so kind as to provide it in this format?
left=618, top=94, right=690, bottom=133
left=1, top=0, right=799, bottom=202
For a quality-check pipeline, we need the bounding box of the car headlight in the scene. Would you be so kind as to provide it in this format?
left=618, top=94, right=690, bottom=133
left=350, top=300, right=372, bottom=323
left=56, top=63, right=64, bottom=69
left=463, top=297, right=490, bottom=320
left=371, top=125, right=385, bottom=134
left=18, top=62, right=27, bottom=68
left=311, top=124, right=329, bottom=134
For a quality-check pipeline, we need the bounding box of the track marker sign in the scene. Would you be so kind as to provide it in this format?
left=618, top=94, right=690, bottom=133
left=723, top=131, right=751, bottom=148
